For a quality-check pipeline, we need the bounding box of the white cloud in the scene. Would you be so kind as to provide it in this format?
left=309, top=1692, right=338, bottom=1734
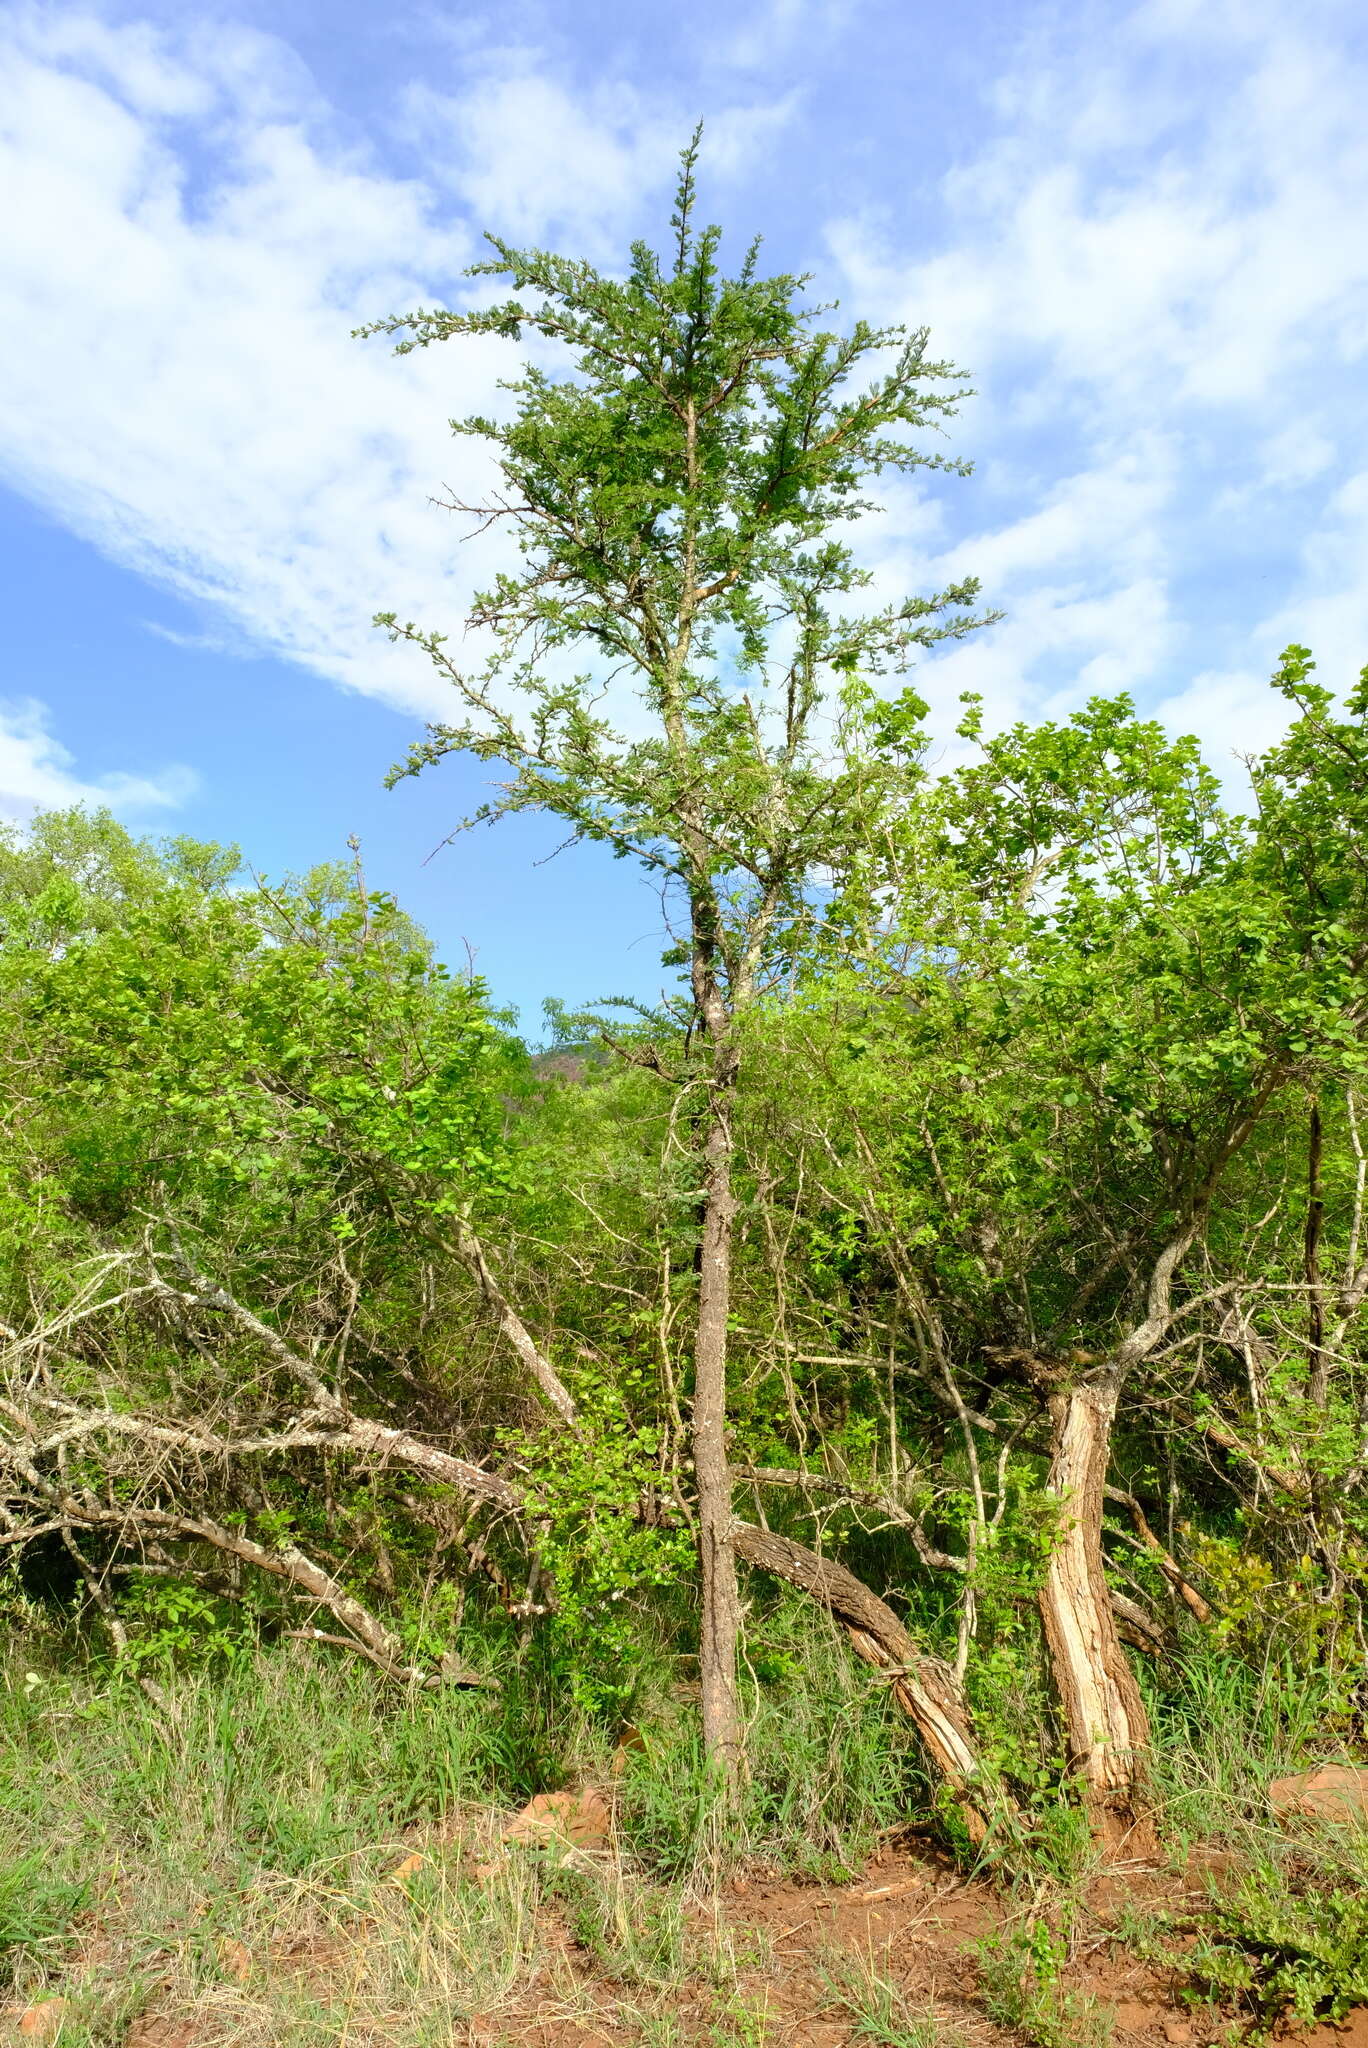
left=1258, top=469, right=1368, bottom=687
left=1149, top=668, right=1288, bottom=785
left=715, top=0, right=853, bottom=75
left=946, top=443, right=1173, bottom=589
left=901, top=6, right=1368, bottom=409
left=401, top=53, right=799, bottom=256
left=0, top=11, right=801, bottom=725
left=826, top=0, right=1368, bottom=754
left=0, top=11, right=487, bottom=713
left=0, top=0, right=1365, bottom=783
left=0, top=698, right=192, bottom=822
left=403, top=68, right=679, bottom=255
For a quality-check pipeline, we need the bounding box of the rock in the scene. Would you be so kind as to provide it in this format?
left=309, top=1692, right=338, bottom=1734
left=18, top=2002, right=67, bottom=2041
left=1269, top=1764, right=1368, bottom=1822
left=503, top=1787, right=611, bottom=1848
left=610, top=1725, right=646, bottom=1778
left=1162, top=2023, right=1193, bottom=2044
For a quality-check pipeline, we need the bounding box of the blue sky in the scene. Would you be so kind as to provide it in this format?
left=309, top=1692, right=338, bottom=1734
left=2, top=0, right=1366, bottom=1030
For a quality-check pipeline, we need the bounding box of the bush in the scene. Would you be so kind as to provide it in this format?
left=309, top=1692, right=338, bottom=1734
left=1185, top=1858, right=1368, bottom=2037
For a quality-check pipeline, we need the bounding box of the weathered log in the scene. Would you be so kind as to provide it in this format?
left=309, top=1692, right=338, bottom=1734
left=1039, top=1379, right=1157, bottom=1859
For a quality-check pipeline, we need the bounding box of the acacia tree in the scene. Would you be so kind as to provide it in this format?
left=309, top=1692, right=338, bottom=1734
left=360, top=135, right=989, bottom=1777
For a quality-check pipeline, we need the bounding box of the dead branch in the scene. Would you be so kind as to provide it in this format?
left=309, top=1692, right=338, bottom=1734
left=735, top=1463, right=967, bottom=1574
left=4, top=1394, right=522, bottom=1514
left=52, top=1502, right=493, bottom=1689
left=1103, top=1484, right=1213, bottom=1624
left=733, top=1521, right=994, bottom=1841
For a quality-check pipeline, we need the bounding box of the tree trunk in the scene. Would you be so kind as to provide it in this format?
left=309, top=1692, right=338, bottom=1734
left=1305, top=1102, right=1329, bottom=1408
left=1039, top=1377, right=1157, bottom=1859
left=695, top=1068, right=745, bottom=1779
left=734, top=1524, right=992, bottom=1843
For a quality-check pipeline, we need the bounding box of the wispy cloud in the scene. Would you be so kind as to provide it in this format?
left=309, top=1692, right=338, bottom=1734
left=0, top=0, right=1364, bottom=772
left=827, top=0, right=1368, bottom=757
left=0, top=9, right=482, bottom=713
left=0, top=697, right=193, bottom=822
left=0, top=8, right=796, bottom=719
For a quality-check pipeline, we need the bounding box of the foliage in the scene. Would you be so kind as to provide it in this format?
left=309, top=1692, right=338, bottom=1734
left=7, top=139, right=1368, bottom=2000
left=1184, top=1859, right=1368, bottom=2037
left=514, top=1368, right=695, bottom=1712
left=363, top=128, right=989, bottom=928
left=116, top=1578, right=254, bottom=1674
left=976, top=1915, right=1113, bottom=2048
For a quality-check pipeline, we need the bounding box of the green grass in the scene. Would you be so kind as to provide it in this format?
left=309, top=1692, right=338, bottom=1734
left=0, top=1849, right=88, bottom=1987
left=0, top=1637, right=557, bottom=2033
left=0, top=1599, right=926, bottom=2039
left=1147, top=1641, right=1355, bottom=1849
left=820, top=1945, right=962, bottom=2048
left=7, top=1604, right=1368, bottom=2043
left=617, top=1598, right=929, bottom=1880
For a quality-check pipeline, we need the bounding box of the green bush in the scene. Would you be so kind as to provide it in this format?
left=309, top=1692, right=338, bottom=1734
left=1185, top=1860, right=1368, bottom=2037
left=976, top=1915, right=1113, bottom=2048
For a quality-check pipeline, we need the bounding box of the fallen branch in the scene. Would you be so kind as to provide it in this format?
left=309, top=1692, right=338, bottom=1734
left=1109, top=1589, right=1175, bottom=1659
left=1104, top=1484, right=1213, bottom=1625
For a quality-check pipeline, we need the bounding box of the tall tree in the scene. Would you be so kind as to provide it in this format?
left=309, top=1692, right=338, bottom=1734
left=360, top=133, right=989, bottom=1778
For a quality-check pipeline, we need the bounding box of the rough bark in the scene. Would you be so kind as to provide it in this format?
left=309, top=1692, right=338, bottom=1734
left=1039, top=1378, right=1158, bottom=1859
left=143, top=1270, right=530, bottom=1509
left=1305, top=1102, right=1329, bottom=1408
left=694, top=1050, right=745, bottom=1777
left=1108, top=1589, right=1174, bottom=1658
left=734, top=1523, right=991, bottom=1843
left=1038, top=1194, right=1246, bottom=1857
left=8, top=1392, right=524, bottom=1516
left=742, top=1461, right=1175, bottom=1642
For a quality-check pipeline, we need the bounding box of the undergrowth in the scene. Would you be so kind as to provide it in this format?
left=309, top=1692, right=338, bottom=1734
left=820, top=1946, right=961, bottom=2048
left=1184, top=1857, right=1368, bottom=2037
left=0, top=1598, right=921, bottom=2032
left=975, top=1913, right=1113, bottom=2048
left=5, top=1609, right=1368, bottom=2040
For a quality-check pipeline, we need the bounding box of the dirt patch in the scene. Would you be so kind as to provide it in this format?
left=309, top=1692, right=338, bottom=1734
left=1300, top=2018, right=1368, bottom=2048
